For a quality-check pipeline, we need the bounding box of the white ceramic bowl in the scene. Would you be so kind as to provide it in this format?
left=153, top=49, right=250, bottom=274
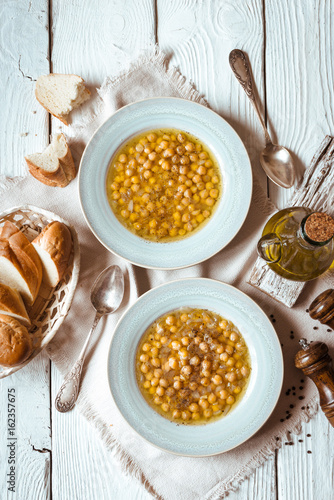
left=107, top=278, right=283, bottom=456
left=79, top=98, right=252, bottom=269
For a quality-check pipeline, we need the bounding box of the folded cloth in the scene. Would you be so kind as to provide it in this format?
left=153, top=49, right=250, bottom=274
left=1, top=50, right=334, bottom=500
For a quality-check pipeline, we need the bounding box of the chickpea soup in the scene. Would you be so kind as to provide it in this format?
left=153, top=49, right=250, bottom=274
left=106, top=129, right=222, bottom=242
left=135, top=308, right=251, bottom=424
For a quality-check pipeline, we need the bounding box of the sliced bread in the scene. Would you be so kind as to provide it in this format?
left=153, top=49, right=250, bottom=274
left=25, top=133, right=76, bottom=187
left=35, top=73, right=91, bottom=125
left=32, top=221, right=73, bottom=287
left=0, top=222, right=43, bottom=305
left=0, top=284, right=30, bottom=326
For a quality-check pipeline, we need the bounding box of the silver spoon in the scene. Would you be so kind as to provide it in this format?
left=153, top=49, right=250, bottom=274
left=55, top=265, right=125, bottom=413
left=229, top=49, right=295, bottom=189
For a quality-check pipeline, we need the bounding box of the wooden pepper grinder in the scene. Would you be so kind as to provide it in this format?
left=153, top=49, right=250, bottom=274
left=295, top=339, right=334, bottom=426
left=308, top=289, right=334, bottom=329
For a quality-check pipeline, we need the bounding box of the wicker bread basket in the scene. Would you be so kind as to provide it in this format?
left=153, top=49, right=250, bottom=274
left=0, top=205, right=80, bottom=378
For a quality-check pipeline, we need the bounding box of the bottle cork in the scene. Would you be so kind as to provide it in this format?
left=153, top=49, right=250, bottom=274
left=304, top=212, right=334, bottom=243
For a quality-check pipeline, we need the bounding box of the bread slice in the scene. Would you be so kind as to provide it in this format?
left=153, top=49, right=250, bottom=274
left=35, top=73, right=91, bottom=125
left=25, top=133, right=76, bottom=187
left=0, top=314, right=32, bottom=367
left=32, top=221, right=73, bottom=287
left=0, top=222, right=43, bottom=305
left=0, top=284, right=30, bottom=326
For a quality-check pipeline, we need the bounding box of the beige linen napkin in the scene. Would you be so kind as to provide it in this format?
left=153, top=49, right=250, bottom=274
left=1, top=50, right=334, bottom=500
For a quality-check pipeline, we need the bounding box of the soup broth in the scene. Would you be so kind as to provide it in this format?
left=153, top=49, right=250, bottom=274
left=106, top=129, right=222, bottom=242
left=135, top=307, right=251, bottom=425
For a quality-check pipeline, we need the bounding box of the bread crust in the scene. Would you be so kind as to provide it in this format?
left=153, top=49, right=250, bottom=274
left=25, top=134, right=76, bottom=188
left=32, top=221, right=73, bottom=286
left=0, top=284, right=30, bottom=326
left=0, top=314, right=32, bottom=367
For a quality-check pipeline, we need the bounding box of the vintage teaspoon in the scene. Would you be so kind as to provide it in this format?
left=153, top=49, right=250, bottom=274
left=55, top=265, right=125, bottom=413
left=229, top=49, right=295, bottom=189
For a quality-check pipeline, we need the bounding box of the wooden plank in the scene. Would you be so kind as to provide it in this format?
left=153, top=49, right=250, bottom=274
left=0, top=2, right=51, bottom=499
left=0, top=0, right=49, bottom=178
left=265, top=0, right=334, bottom=209
left=157, top=1, right=276, bottom=497
left=277, top=411, right=334, bottom=500
left=51, top=364, right=152, bottom=500
left=0, top=354, right=51, bottom=500
left=157, top=0, right=268, bottom=191
left=50, top=1, right=155, bottom=498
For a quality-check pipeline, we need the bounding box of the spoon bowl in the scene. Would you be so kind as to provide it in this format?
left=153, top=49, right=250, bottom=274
left=260, top=144, right=295, bottom=189
left=91, top=265, right=125, bottom=315
left=55, top=264, right=125, bottom=412
left=229, top=49, right=296, bottom=189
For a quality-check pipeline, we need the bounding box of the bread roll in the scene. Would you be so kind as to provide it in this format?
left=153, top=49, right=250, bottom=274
left=35, top=73, right=91, bottom=125
left=0, top=314, right=32, bottom=367
left=0, top=222, right=42, bottom=305
left=32, top=221, right=73, bottom=287
left=0, top=284, right=30, bottom=326
left=25, top=134, right=76, bottom=188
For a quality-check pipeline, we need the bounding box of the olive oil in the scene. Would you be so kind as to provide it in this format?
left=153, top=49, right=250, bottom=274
left=257, top=207, right=334, bottom=281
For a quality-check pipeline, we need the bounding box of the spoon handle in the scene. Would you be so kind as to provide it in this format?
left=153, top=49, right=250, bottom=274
left=55, top=312, right=102, bottom=413
left=229, top=49, right=272, bottom=145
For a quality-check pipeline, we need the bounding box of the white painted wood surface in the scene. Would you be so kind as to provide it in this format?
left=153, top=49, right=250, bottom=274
left=1, top=1, right=334, bottom=499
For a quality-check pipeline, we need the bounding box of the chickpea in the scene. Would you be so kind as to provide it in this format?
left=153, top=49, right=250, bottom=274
left=198, top=398, right=210, bottom=409
left=192, top=412, right=201, bottom=420
left=169, top=357, right=178, bottom=369
left=212, top=374, right=223, bottom=385
left=177, top=133, right=185, bottom=143
left=151, top=358, right=160, bottom=368
left=185, top=142, right=195, bottom=152
left=159, top=378, right=169, bottom=388
left=226, top=372, right=237, bottom=383
left=166, top=387, right=176, bottom=397
left=226, top=395, right=235, bottom=405
left=161, top=403, right=170, bottom=412
left=208, top=393, right=217, bottom=404
left=172, top=410, right=181, bottom=419
left=203, top=408, right=213, bottom=419
left=219, top=389, right=229, bottom=399
left=241, top=366, right=249, bottom=377
left=140, top=363, right=149, bottom=374
left=147, top=133, right=157, bottom=142
left=182, top=411, right=191, bottom=421
left=171, top=340, right=181, bottom=350
left=155, top=386, right=165, bottom=397
left=166, top=315, right=175, bottom=325
left=174, top=380, right=182, bottom=390
left=189, top=403, right=200, bottom=413
left=154, top=369, right=163, bottom=378
left=199, top=342, right=209, bottom=352
left=139, top=354, right=149, bottom=362
left=190, top=355, right=200, bottom=366
left=181, top=365, right=192, bottom=376
left=181, top=336, right=190, bottom=345
left=225, top=345, right=234, bottom=356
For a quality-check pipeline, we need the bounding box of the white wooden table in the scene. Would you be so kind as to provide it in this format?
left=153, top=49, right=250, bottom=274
left=1, top=1, right=334, bottom=499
